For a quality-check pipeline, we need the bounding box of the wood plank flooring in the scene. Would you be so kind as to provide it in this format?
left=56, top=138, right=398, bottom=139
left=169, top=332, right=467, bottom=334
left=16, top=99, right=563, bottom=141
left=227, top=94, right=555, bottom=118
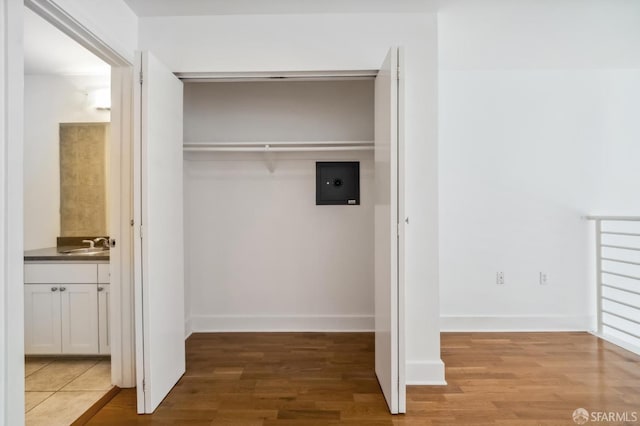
left=87, top=332, right=640, bottom=425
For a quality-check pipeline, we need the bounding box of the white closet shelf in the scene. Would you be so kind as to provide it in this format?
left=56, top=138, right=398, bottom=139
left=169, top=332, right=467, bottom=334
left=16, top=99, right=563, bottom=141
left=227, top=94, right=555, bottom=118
left=183, top=141, right=373, bottom=173
left=183, top=141, right=374, bottom=152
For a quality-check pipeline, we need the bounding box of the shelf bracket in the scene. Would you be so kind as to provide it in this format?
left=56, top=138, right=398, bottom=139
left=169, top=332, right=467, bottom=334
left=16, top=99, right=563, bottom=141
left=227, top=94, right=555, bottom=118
left=263, top=144, right=275, bottom=173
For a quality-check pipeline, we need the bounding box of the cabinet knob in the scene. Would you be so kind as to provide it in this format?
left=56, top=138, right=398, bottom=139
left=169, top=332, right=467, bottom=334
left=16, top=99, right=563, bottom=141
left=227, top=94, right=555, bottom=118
left=98, top=286, right=104, bottom=292
left=51, top=287, right=58, bottom=292
left=59, top=287, right=66, bottom=292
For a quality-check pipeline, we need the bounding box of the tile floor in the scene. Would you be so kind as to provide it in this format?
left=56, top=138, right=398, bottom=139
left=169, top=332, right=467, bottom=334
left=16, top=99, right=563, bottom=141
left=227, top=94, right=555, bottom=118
left=25, top=357, right=112, bottom=426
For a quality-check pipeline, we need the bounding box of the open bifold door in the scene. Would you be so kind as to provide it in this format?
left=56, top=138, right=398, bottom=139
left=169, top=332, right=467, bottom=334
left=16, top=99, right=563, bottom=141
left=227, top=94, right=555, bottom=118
left=374, top=46, right=406, bottom=414
left=133, top=51, right=186, bottom=414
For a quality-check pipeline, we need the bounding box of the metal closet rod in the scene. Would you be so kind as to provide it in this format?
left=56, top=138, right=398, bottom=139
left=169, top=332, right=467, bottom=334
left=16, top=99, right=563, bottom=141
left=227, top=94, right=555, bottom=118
left=183, top=141, right=374, bottom=152
left=585, top=215, right=640, bottom=221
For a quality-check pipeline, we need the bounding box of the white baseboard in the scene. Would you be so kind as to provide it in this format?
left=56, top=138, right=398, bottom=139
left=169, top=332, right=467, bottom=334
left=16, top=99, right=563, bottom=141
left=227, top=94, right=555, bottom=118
left=190, top=314, right=374, bottom=332
left=185, top=318, right=193, bottom=340
left=406, top=360, right=446, bottom=385
left=440, top=315, right=592, bottom=332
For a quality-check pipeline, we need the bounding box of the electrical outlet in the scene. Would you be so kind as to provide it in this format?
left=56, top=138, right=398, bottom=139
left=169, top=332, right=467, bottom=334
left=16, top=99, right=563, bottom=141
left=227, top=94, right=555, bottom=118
left=496, top=272, right=505, bottom=285
left=539, top=272, right=548, bottom=285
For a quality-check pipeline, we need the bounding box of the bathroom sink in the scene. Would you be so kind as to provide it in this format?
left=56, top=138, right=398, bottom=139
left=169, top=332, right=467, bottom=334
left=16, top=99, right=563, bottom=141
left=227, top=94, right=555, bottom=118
left=60, top=247, right=110, bottom=255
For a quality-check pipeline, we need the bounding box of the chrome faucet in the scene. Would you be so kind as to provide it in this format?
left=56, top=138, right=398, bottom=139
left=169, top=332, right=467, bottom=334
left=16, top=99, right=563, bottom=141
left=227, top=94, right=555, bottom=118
left=93, top=237, right=109, bottom=249
left=82, top=239, right=95, bottom=248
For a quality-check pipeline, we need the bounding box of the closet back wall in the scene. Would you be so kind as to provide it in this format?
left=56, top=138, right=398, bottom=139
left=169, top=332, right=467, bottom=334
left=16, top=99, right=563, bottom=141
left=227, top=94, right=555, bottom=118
left=184, top=80, right=375, bottom=332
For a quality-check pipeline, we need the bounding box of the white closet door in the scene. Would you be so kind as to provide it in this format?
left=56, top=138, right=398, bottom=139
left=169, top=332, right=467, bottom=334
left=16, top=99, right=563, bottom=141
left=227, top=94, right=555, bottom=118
left=374, top=47, right=405, bottom=414
left=133, top=51, right=185, bottom=414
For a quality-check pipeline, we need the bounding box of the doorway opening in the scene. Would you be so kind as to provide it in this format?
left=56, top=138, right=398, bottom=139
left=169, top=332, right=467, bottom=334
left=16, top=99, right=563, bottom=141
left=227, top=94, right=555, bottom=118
left=22, top=6, right=113, bottom=423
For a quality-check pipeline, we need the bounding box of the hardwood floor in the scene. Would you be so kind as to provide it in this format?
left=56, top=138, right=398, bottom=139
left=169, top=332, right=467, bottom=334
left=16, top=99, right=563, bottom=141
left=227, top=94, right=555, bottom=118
left=87, top=332, right=640, bottom=425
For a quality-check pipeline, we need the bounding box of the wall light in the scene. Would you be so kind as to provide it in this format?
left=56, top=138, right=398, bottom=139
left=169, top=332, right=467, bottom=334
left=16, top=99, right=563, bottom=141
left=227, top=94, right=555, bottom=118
left=89, top=87, right=111, bottom=110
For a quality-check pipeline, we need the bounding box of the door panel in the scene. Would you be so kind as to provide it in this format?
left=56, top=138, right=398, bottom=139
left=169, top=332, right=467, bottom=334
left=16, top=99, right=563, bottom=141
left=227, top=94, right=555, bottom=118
left=374, top=47, right=404, bottom=414
left=60, top=284, right=99, bottom=354
left=24, top=285, right=62, bottom=354
left=134, top=51, right=185, bottom=414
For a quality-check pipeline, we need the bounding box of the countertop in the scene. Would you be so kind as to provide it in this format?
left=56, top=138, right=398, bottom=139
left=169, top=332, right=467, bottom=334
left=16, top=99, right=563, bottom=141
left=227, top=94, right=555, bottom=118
left=24, top=247, right=110, bottom=262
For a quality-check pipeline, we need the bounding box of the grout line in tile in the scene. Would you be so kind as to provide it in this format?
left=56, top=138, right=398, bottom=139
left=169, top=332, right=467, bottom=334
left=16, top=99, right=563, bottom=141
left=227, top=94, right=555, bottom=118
left=24, top=358, right=54, bottom=378
left=57, top=386, right=114, bottom=393
left=28, top=358, right=102, bottom=393
left=25, top=358, right=109, bottom=417
left=25, top=391, right=56, bottom=414
left=54, top=359, right=102, bottom=392
left=60, top=360, right=112, bottom=392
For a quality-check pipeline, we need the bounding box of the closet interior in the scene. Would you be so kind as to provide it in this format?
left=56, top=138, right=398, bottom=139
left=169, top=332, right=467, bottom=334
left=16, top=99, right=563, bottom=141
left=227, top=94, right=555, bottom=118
left=182, top=76, right=377, bottom=331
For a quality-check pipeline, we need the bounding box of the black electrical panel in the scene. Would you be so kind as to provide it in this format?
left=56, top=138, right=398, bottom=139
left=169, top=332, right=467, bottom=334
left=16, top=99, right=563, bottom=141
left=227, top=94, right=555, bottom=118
left=316, top=162, right=360, bottom=205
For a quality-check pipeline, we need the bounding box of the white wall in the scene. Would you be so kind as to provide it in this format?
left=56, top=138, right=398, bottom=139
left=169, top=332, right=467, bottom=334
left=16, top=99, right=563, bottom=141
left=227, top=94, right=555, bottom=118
left=592, top=70, right=640, bottom=214
left=24, top=74, right=110, bottom=250
left=438, top=0, right=640, bottom=331
left=184, top=80, right=374, bottom=142
left=140, top=12, right=442, bottom=383
left=185, top=155, right=375, bottom=331
left=37, top=0, right=138, bottom=63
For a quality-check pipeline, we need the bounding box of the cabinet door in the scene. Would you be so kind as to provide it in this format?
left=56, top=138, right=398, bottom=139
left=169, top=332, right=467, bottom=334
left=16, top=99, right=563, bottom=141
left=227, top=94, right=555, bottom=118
left=60, top=284, right=99, bottom=354
left=24, top=284, right=62, bottom=354
left=98, top=284, right=111, bottom=354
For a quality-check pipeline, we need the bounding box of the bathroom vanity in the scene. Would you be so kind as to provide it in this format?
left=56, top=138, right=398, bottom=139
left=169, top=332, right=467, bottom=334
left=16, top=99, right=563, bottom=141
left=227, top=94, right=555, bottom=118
left=23, top=249, right=110, bottom=355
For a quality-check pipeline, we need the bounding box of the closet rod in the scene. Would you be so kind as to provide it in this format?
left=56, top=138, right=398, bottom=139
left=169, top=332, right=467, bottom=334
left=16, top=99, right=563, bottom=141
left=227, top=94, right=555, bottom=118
left=183, top=141, right=374, bottom=153
left=183, top=145, right=374, bottom=153
left=184, top=141, right=373, bottom=147
left=176, top=70, right=378, bottom=81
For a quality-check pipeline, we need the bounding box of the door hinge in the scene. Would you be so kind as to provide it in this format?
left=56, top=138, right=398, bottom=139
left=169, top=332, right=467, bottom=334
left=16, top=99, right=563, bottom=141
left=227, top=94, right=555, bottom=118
left=140, top=225, right=143, bottom=239
left=139, top=70, right=144, bottom=85
left=142, top=379, right=146, bottom=391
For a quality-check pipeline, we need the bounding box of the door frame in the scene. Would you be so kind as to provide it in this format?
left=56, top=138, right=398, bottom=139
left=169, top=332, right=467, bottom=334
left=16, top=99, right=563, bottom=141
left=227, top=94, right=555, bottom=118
left=1, top=2, right=25, bottom=424
left=25, top=0, right=137, bottom=388
left=2, top=1, right=136, bottom=423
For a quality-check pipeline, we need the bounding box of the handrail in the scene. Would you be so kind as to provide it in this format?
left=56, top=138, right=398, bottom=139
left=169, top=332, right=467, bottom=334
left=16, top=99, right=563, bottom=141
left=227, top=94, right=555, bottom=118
left=588, top=215, right=640, bottom=355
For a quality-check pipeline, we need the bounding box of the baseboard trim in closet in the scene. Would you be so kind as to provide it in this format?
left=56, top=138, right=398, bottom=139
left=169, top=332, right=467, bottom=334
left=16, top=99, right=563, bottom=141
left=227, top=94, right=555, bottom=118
left=190, top=315, right=374, bottom=332
left=71, top=386, right=120, bottom=426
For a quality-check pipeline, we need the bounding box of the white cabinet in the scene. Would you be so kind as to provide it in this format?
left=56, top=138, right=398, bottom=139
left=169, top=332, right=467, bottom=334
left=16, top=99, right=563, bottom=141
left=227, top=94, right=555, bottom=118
left=24, top=284, right=62, bottom=354
left=24, top=262, right=110, bottom=355
left=24, top=263, right=97, bottom=284
left=98, top=264, right=110, bottom=284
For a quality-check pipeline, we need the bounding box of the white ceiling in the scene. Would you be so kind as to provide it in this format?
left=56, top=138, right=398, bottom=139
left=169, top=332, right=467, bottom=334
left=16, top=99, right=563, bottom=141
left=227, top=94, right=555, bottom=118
left=124, top=0, right=440, bottom=17
left=23, top=7, right=110, bottom=76
left=24, top=0, right=438, bottom=75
